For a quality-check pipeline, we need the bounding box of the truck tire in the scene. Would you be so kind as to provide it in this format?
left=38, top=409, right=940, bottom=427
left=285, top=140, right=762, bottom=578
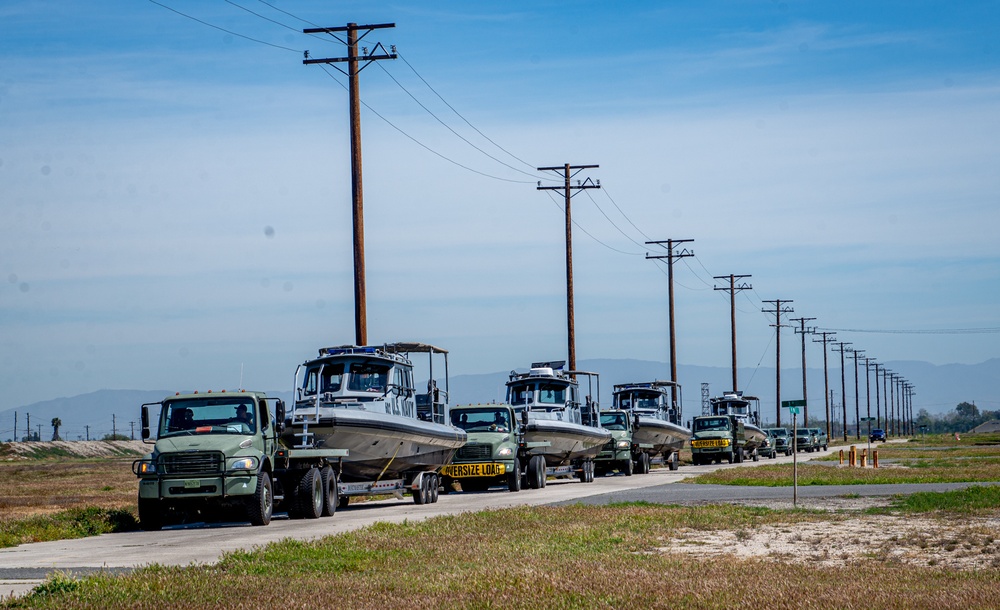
left=295, top=467, right=323, bottom=519
left=138, top=497, right=164, bottom=531
left=430, top=474, right=440, bottom=503
left=527, top=455, right=545, bottom=489
left=246, top=471, right=273, bottom=526
left=320, top=466, right=337, bottom=517
left=639, top=453, right=650, bottom=474
left=752, top=450, right=759, bottom=462
left=507, top=459, right=522, bottom=492
left=727, top=452, right=735, bottom=464
left=668, top=452, right=679, bottom=471
left=622, top=457, right=633, bottom=477
left=414, top=475, right=428, bottom=504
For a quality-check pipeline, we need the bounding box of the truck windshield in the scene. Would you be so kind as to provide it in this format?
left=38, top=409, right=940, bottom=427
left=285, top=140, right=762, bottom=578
left=694, top=417, right=730, bottom=432
left=452, top=408, right=510, bottom=432
left=161, top=398, right=256, bottom=437
left=600, top=412, right=628, bottom=430
left=768, top=429, right=787, bottom=437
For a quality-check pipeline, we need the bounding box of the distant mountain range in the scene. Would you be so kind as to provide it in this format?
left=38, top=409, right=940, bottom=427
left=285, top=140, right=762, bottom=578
left=2, top=358, right=997, bottom=442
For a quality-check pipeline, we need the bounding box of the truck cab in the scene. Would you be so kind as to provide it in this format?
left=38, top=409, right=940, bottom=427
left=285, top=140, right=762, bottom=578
left=690, top=415, right=744, bottom=465
left=440, top=404, right=523, bottom=493
left=594, top=409, right=641, bottom=476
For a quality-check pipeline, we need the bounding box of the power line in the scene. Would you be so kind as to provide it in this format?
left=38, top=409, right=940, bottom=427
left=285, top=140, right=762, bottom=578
left=542, top=192, right=643, bottom=256
left=818, top=327, right=1000, bottom=335
left=147, top=0, right=302, bottom=53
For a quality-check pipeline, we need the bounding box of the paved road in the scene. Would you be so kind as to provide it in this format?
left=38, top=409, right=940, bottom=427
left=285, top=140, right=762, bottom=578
left=0, top=446, right=985, bottom=599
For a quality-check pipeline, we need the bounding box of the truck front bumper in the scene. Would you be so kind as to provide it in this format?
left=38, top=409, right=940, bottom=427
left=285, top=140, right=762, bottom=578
left=138, top=474, right=256, bottom=500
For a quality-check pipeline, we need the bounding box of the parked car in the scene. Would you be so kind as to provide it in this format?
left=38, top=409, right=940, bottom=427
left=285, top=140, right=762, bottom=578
left=869, top=428, right=887, bottom=442
left=809, top=427, right=829, bottom=451
left=764, top=427, right=792, bottom=457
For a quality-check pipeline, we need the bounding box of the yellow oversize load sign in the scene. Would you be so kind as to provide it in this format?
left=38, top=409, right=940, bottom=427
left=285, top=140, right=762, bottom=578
left=440, top=463, right=506, bottom=478
left=691, top=439, right=730, bottom=449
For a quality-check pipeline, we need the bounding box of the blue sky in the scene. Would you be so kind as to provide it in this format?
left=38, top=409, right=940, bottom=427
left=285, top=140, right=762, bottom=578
left=2, top=1, right=999, bottom=410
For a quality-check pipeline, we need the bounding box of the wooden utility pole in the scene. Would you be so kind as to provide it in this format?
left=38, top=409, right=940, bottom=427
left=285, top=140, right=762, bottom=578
left=833, top=341, right=851, bottom=440
left=763, top=299, right=794, bottom=427
left=812, top=331, right=836, bottom=441
left=645, top=239, right=693, bottom=408
left=790, top=317, right=815, bottom=426
left=850, top=348, right=864, bottom=440
left=881, top=368, right=891, bottom=436
left=537, top=164, right=600, bottom=371
left=871, top=361, right=882, bottom=430
left=713, top=274, right=751, bottom=393
left=304, top=23, right=396, bottom=346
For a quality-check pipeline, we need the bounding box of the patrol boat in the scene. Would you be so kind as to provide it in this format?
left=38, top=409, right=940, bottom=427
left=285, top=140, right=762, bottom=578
left=611, top=380, right=692, bottom=469
left=285, top=343, right=467, bottom=482
left=506, top=361, right=612, bottom=472
left=708, top=392, right=767, bottom=452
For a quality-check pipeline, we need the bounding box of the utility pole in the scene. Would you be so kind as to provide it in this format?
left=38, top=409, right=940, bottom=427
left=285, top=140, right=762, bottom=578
left=864, top=356, right=875, bottom=429
left=12, top=412, right=16, bottom=443
left=130, top=421, right=135, bottom=441
left=881, top=368, right=891, bottom=437
left=113, top=414, right=117, bottom=439
left=762, top=300, right=794, bottom=427
left=26, top=413, right=30, bottom=441
left=850, top=348, right=864, bottom=440
left=537, top=164, right=600, bottom=372
left=790, top=318, right=815, bottom=426
left=833, top=342, right=851, bottom=441
left=713, top=274, right=752, bottom=393
left=645, top=239, right=694, bottom=409
left=812, top=331, right=836, bottom=441
left=871, top=362, right=882, bottom=430
left=304, top=23, right=397, bottom=346
left=85, top=425, right=90, bottom=441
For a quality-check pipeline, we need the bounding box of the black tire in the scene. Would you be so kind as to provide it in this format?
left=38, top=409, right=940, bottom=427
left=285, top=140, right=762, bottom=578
left=295, top=467, right=323, bottom=519
left=430, top=474, right=440, bottom=503
left=138, top=497, right=164, bottom=531
left=727, top=452, right=735, bottom=464
left=752, top=450, right=759, bottom=462
left=640, top=453, right=651, bottom=474
left=669, top=452, right=679, bottom=471
left=246, top=471, right=273, bottom=526
left=623, top=457, right=634, bottom=476
left=320, top=465, right=337, bottom=517
left=507, top=459, right=522, bottom=492
left=527, top=455, right=546, bottom=489
left=414, top=475, right=428, bottom=504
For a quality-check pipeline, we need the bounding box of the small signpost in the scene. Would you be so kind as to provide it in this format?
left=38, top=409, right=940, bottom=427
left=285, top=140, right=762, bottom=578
left=781, top=400, right=807, bottom=507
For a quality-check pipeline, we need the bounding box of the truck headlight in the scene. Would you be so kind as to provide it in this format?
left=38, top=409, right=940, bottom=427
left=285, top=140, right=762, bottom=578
left=617, top=440, right=631, bottom=449
left=136, top=461, right=157, bottom=475
left=229, top=457, right=258, bottom=471
left=497, top=447, right=513, bottom=457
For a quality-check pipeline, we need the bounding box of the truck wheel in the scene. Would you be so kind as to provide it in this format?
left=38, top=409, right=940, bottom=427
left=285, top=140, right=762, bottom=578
left=295, top=467, right=323, bottom=519
left=246, top=471, right=273, bottom=526
left=623, top=457, right=633, bottom=476
left=527, top=456, right=544, bottom=489
left=639, top=453, right=651, bottom=474
left=138, top=497, right=164, bottom=531
left=430, top=474, right=440, bottom=503
left=413, top=475, right=428, bottom=504
left=320, top=466, right=337, bottom=517
left=727, top=452, right=735, bottom=464
left=752, top=450, right=759, bottom=462
left=507, top=459, right=522, bottom=492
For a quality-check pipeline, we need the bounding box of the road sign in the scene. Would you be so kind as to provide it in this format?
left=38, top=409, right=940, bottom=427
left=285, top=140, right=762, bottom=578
left=860, top=417, right=876, bottom=422
left=781, top=399, right=806, bottom=408
left=788, top=406, right=801, bottom=415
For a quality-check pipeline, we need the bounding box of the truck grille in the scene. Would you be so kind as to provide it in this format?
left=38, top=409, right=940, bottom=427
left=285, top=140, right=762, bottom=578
left=455, top=443, right=492, bottom=461
left=160, top=451, right=224, bottom=475
left=602, top=440, right=616, bottom=451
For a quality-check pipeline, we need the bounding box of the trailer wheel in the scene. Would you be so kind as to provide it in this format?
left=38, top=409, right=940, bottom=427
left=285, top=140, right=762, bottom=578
left=295, top=467, right=323, bottom=519
left=507, top=459, right=522, bottom=492
left=752, top=450, right=759, bottom=462
left=414, top=475, right=429, bottom=505
left=586, top=460, right=595, bottom=482
left=138, top=497, right=164, bottom=531
left=668, top=452, right=679, bottom=471
left=430, top=474, right=440, bottom=503
left=320, top=466, right=337, bottom=517
left=246, top=471, right=273, bottom=526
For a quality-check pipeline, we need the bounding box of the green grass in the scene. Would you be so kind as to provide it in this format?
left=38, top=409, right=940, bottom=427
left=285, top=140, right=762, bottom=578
left=7, top=504, right=1000, bottom=610
left=870, top=484, right=1000, bottom=515
left=0, top=507, right=138, bottom=548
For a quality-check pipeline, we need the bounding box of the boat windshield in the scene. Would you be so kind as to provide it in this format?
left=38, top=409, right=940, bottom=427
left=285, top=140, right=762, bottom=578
left=600, top=412, right=628, bottom=430
left=301, top=363, right=346, bottom=396
left=160, top=397, right=256, bottom=437
left=348, top=363, right=390, bottom=393
left=694, top=417, right=730, bottom=432
left=537, top=382, right=567, bottom=405
left=508, top=382, right=534, bottom=406
left=451, top=408, right=510, bottom=432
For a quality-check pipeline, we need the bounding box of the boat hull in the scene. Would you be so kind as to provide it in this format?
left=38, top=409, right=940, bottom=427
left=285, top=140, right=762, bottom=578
left=744, top=423, right=767, bottom=451
left=524, top=417, right=612, bottom=467
left=283, top=408, right=467, bottom=482
left=634, top=417, right=691, bottom=456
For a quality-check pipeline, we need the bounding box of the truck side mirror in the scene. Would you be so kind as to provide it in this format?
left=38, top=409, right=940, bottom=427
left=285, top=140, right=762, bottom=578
left=141, top=406, right=151, bottom=440
left=275, top=400, right=286, bottom=434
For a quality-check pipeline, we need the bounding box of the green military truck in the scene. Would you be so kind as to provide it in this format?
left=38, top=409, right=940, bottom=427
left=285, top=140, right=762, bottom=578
left=439, top=404, right=523, bottom=492
left=690, top=414, right=746, bottom=465
left=133, top=390, right=347, bottom=530
left=594, top=409, right=651, bottom=476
